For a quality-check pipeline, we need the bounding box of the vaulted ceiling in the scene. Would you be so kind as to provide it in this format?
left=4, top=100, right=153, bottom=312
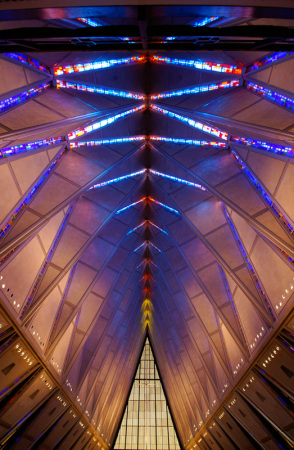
left=0, top=4, right=294, bottom=449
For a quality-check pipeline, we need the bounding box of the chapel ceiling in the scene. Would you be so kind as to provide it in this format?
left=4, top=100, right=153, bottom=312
left=0, top=6, right=293, bottom=449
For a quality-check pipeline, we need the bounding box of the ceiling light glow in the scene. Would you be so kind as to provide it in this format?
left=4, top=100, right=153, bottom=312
left=151, top=55, right=242, bottom=75
left=68, top=105, right=146, bottom=140
left=57, top=80, right=146, bottom=100
left=150, top=104, right=228, bottom=140
left=150, top=80, right=240, bottom=100
left=0, top=82, right=51, bottom=114
left=54, top=56, right=145, bottom=76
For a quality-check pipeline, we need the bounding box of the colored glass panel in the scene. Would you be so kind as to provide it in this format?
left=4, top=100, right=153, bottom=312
left=57, top=80, right=146, bottom=100
left=245, top=81, right=294, bottom=112
left=246, top=51, right=293, bottom=73
left=151, top=55, right=242, bottom=75
left=68, top=105, right=146, bottom=140
left=150, top=80, right=239, bottom=100
left=150, top=104, right=228, bottom=140
left=54, top=56, right=145, bottom=76
left=3, top=53, right=50, bottom=73
left=114, top=338, right=180, bottom=450
left=0, top=82, right=51, bottom=114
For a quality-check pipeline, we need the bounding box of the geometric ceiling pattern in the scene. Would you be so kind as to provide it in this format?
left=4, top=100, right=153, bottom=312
left=0, top=4, right=294, bottom=450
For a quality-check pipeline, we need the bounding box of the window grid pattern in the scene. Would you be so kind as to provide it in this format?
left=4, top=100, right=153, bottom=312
left=114, top=339, right=180, bottom=449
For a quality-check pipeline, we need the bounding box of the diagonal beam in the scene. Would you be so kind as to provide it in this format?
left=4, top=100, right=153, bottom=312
left=155, top=102, right=294, bottom=144
left=245, top=51, right=294, bottom=74
left=67, top=104, right=146, bottom=140
left=152, top=146, right=294, bottom=259
left=184, top=107, right=294, bottom=144
left=45, top=204, right=145, bottom=357
left=0, top=111, right=100, bottom=144
left=0, top=143, right=145, bottom=259
left=150, top=203, right=250, bottom=358
left=0, top=144, right=67, bottom=244
left=230, top=147, right=294, bottom=237
left=243, top=78, right=294, bottom=114
left=230, top=138, right=294, bottom=161
left=72, top=239, right=144, bottom=387
left=0, top=103, right=137, bottom=143
left=21, top=176, right=145, bottom=325
left=64, top=247, right=143, bottom=385
left=70, top=136, right=145, bottom=149
left=150, top=79, right=240, bottom=101
left=21, top=201, right=75, bottom=319
left=150, top=103, right=228, bottom=140
left=0, top=139, right=65, bottom=163
left=152, top=176, right=274, bottom=327
left=56, top=78, right=146, bottom=101
left=0, top=80, right=53, bottom=116
left=219, top=265, right=250, bottom=350
left=1, top=52, right=51, bottom=74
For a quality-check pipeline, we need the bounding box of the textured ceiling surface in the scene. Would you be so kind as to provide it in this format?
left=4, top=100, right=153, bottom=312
left=0, top=10, right=293, bottom=450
